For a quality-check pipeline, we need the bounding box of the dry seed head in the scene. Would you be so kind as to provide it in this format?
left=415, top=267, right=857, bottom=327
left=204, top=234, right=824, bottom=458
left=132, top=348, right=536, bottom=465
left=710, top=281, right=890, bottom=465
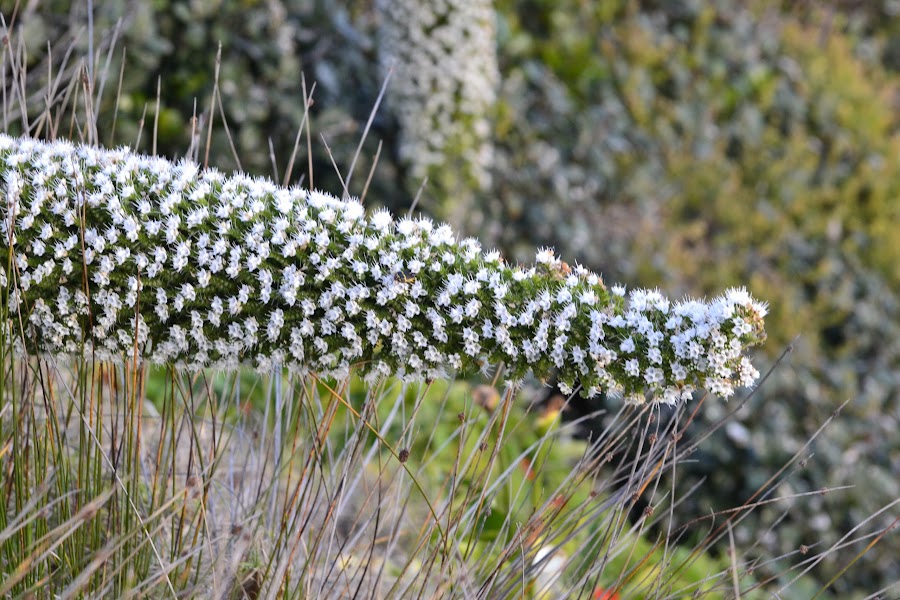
left=473, top=384, right=499, bottom=413
left=549, top=494, right=567, bottom=510
left=186, top=475, right=202, bottom=499
left=545, top=393, right=566, bottom=413
left=77, top=502, right=100, bottom=522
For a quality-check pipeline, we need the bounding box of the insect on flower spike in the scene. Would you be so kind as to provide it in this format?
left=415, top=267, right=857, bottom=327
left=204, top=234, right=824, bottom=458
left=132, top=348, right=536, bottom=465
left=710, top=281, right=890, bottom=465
left=0, top=134, right=766, bottom=404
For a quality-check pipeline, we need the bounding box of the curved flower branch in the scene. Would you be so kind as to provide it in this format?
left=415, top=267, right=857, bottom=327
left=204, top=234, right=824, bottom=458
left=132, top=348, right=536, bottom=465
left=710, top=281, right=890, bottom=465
left=0, top=134, right=766, bottom=404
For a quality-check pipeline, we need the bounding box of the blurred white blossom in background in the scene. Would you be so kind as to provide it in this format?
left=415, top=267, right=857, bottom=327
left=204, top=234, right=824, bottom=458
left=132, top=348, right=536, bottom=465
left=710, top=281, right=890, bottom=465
left=376, top=0, right=498, bottom=227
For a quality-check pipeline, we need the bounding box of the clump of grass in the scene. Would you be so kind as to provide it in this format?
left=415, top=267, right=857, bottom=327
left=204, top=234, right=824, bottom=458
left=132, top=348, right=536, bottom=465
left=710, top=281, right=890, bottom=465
left=5, top=347, right=884, bottom=598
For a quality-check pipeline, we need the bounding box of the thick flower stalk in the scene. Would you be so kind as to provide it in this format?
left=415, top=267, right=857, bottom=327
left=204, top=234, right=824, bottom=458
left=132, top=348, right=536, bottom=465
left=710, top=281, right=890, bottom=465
left=0, top=134, right=766, bottom=404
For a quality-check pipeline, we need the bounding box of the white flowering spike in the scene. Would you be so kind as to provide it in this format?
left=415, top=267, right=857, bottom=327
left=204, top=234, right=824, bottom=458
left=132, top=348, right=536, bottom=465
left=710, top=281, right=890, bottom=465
left=376, top=0, right=498, bottom=226
left=0, top=135, right=767, bottom=403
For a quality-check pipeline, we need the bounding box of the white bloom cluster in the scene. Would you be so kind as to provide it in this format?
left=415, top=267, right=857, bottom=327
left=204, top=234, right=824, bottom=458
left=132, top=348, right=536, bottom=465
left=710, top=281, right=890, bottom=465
left=376, top=0, right=498, bottom=191
left=0, top=134, right=766, bottom=403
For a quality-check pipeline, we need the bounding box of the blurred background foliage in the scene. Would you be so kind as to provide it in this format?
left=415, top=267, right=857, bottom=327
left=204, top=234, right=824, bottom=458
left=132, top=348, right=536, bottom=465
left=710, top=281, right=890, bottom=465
left=3, top=0, right=899, bottom=594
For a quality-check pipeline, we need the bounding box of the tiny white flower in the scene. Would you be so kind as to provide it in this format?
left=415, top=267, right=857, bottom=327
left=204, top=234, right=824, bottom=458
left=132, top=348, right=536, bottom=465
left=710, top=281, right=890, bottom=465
left=625, top=358, right=640, bottom=377
left=370, top=208, right=392, bottom=231
left=535, top=247, right=555, bottom=265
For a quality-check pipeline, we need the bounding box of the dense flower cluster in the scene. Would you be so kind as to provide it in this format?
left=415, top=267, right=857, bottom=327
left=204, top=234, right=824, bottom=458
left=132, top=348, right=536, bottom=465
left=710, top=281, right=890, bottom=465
left=376, top=0, right=498, bottom=191
left=0, top=134, right=766, bottom=403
